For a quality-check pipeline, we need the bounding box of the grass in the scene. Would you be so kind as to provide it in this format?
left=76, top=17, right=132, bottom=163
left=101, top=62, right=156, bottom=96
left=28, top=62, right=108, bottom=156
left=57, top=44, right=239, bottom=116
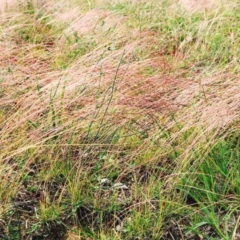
left=0, top=0, right=240, bottom=239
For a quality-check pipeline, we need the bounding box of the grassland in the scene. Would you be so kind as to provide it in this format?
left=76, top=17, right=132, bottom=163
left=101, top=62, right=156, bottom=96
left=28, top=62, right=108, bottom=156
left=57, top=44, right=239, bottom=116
left=0, top=0, right=240, bottom=239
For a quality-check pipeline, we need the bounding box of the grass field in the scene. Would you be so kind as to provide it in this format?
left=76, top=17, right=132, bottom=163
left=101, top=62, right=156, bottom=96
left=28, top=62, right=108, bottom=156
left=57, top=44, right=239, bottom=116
left=0, top=0, right=240, bottom=239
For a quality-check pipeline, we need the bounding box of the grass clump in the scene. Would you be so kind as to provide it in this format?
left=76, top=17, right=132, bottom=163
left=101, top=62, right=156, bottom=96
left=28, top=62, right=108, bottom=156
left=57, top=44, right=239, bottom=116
left=177, top=132, right=240, bottom=239
left=0, top=0, right=240, bottom=239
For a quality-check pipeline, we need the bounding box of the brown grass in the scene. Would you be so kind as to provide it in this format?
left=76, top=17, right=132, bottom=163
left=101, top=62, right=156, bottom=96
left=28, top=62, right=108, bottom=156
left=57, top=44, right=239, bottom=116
left=1, top=0, right=239, bottom=164
left=1, top=0, right=240, bottom=238
left=178, top=0, right=223, bottom=12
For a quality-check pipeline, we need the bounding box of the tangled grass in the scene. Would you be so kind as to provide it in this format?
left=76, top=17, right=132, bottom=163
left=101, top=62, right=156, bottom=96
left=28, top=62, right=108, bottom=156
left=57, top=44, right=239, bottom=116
left=0, top=0, right=240, bottom=239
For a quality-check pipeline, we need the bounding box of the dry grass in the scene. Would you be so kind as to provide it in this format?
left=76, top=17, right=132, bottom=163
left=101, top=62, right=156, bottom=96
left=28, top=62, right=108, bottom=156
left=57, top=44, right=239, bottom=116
left=0, top=0, right=240, bottom=239
left=178, top=0, right=223, bottom=12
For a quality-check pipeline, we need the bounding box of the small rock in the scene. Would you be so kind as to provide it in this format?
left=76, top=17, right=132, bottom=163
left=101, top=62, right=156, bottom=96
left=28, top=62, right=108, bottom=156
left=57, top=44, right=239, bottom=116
left=113, top=183, right=128, bottom=190
left=100, top=178, right=110, bottom=184
left=115, top=224, right=122, bottom=232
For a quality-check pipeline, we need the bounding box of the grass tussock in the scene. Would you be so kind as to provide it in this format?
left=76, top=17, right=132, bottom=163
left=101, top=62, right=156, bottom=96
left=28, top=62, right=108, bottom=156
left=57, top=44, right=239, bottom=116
left=0, top=0, right=240, bottom=239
